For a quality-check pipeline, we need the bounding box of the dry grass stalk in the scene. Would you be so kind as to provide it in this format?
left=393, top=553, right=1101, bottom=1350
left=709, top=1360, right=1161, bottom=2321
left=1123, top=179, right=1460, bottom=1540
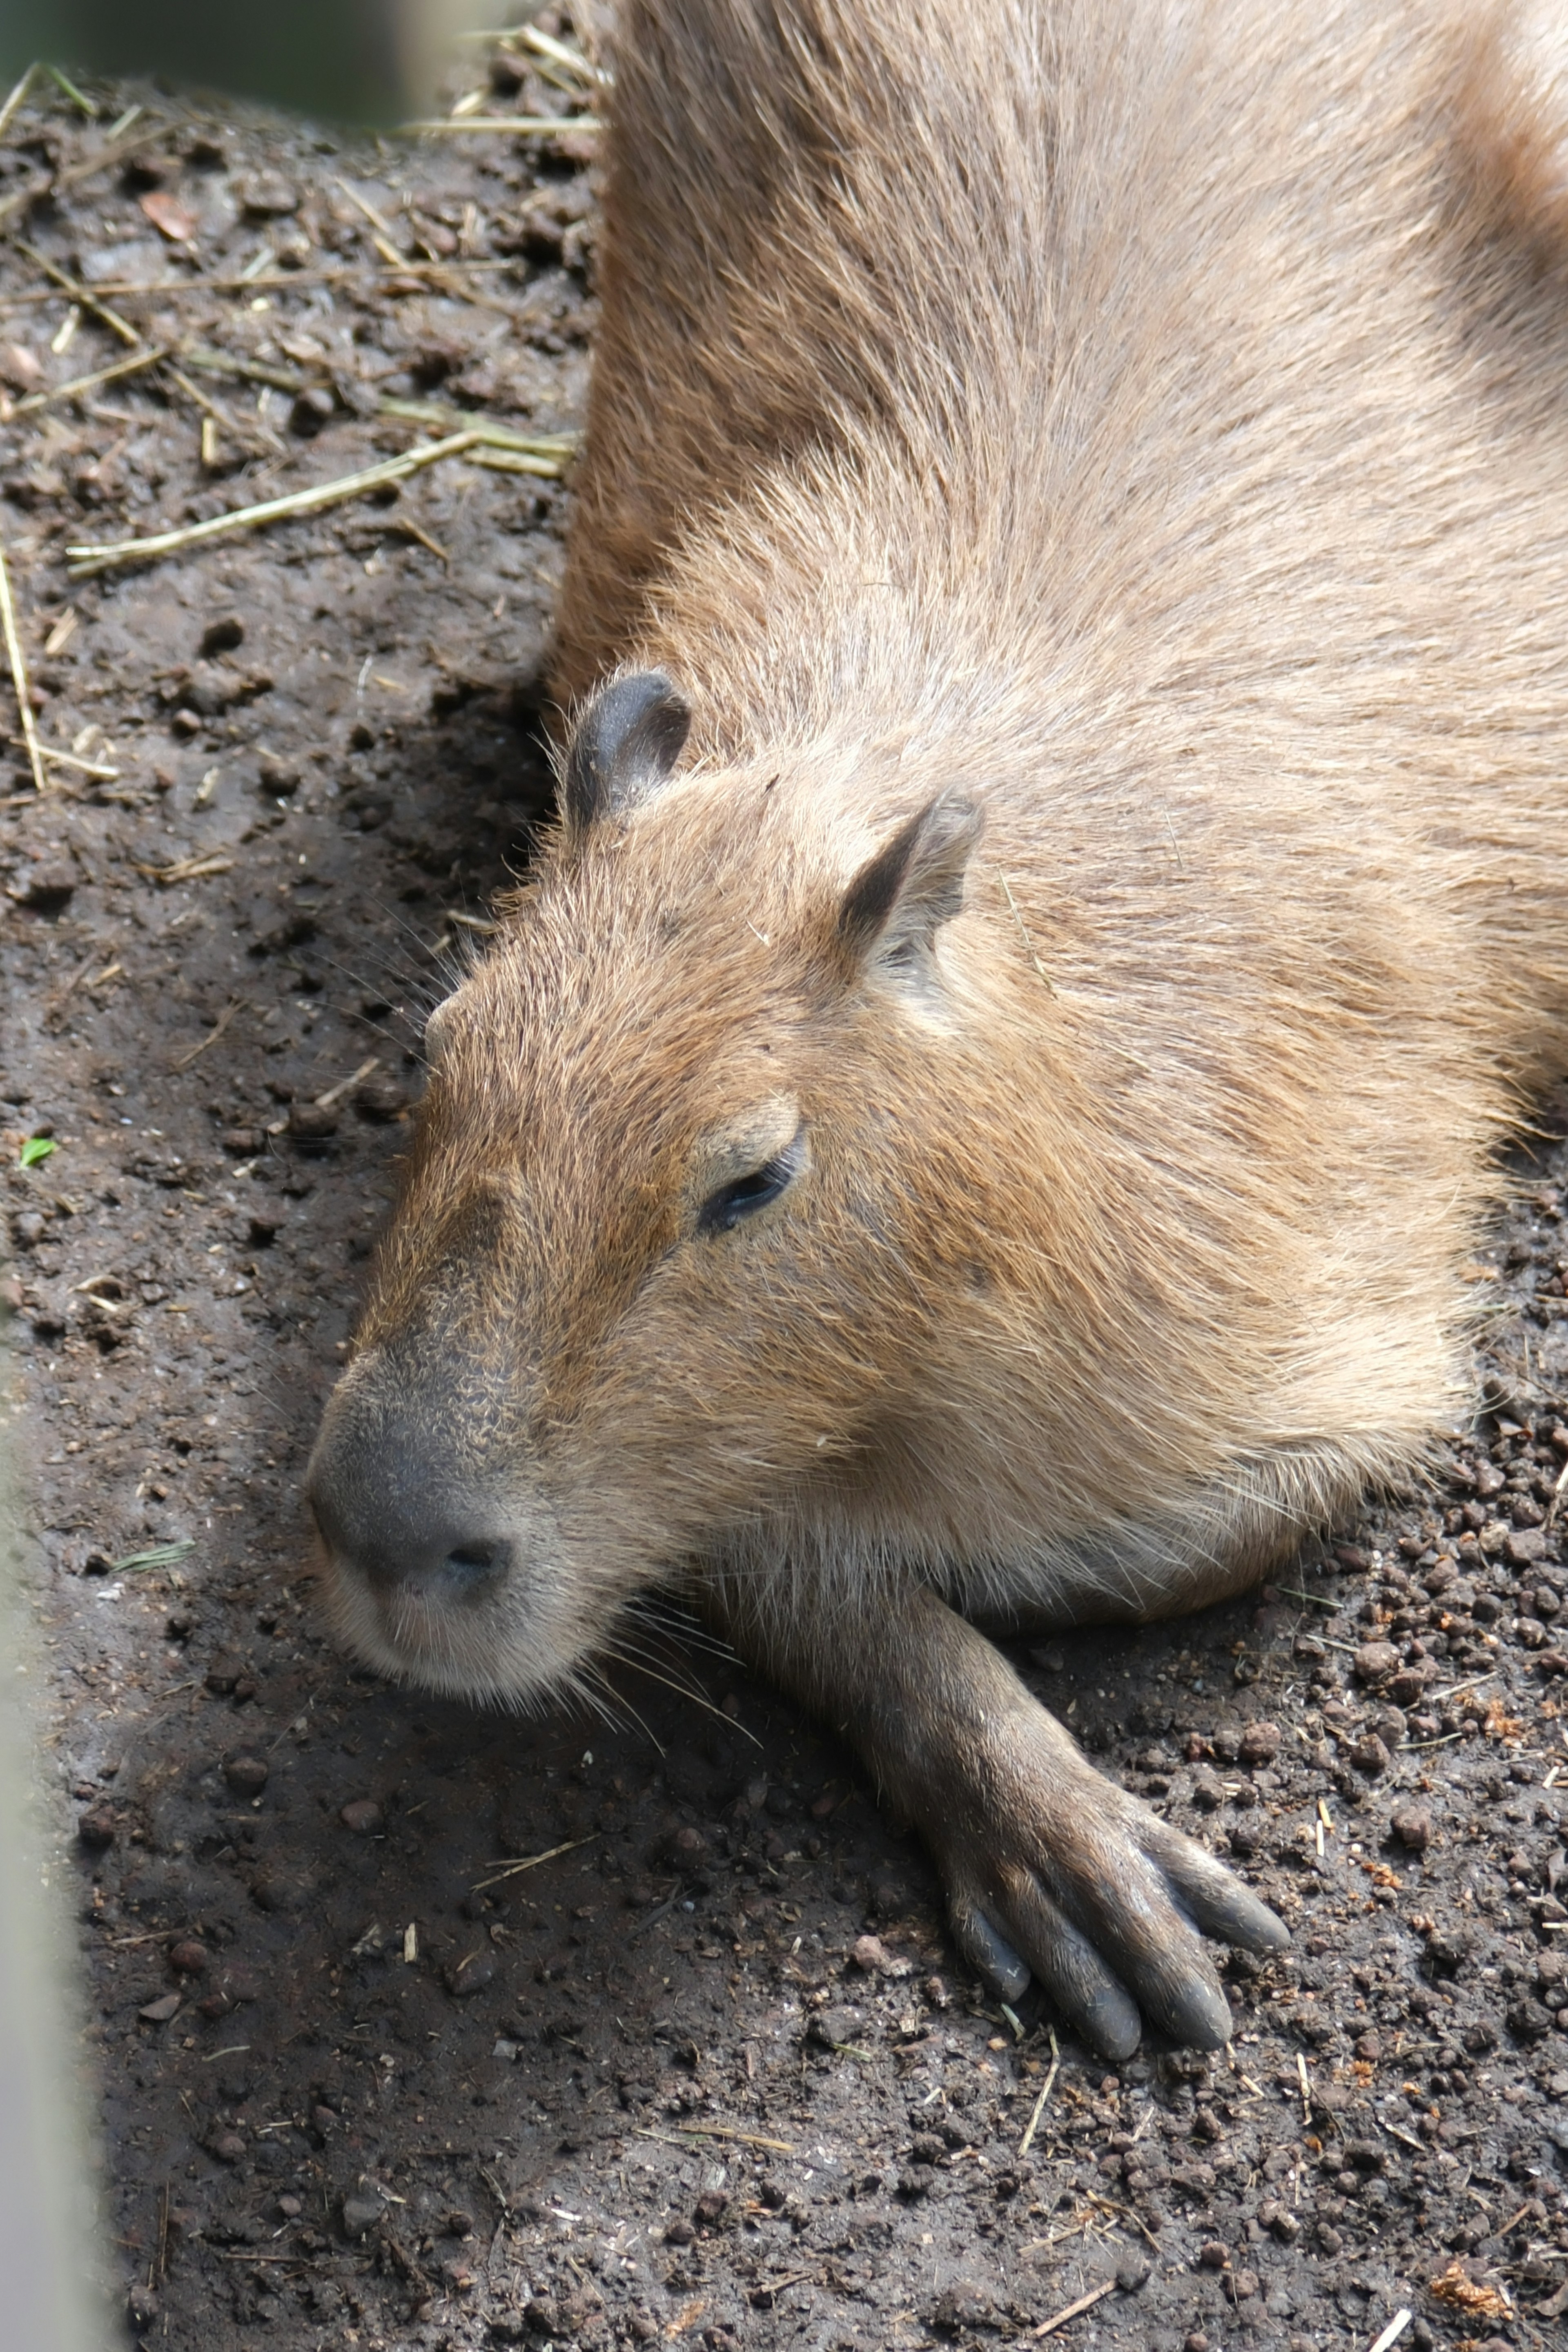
left=1016, top=2025, right=1060, bottom=2157
left=169, top=1000, right=245, bottom=1072
left=392, top=516, right=450, bottom=564
left=8, top=344, right=167, bottom=417
left=8, top=737, right=120, bottom=780
left=44, top=65, right=95, bottom=119
left=1365, top=2313, right=1412, bottom=2352
left=66, top=430, right=495, bottom=578
left=131, top=853, right=235, bottom=885
left=178, top=345, right=577, bottom=459
left=13, top=238, right=139, bottom=343
left=0, top=64, right=36, bottom=143
left=668, top=2122, right=798, bottom=2153
left=403, top=116, right=601, bottom=136
left=1029, top=2280, right=1118, bottom=2339
left=163, top=362, right=285, bottom=459
left=375, top=390, right=576, bottom=457
left=470, top=1834, right=597, bottom=1893
left=0, top=535, right=46, bottom=793
left=35, top=259, right=516, bottom=303
left=179, top=344, right=318, bottom=397
left=333, top=177, right=407, bottom=267
left=515, top=26, right=604, bottom=85
left=314, top=1056, right=379, bottom=1110
left=467, top=444, right=564, bottom=479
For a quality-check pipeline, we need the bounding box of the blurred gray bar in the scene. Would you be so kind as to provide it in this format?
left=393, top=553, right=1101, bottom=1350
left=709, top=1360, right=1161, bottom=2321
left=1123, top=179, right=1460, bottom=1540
left=0, top=1423, right=106, bottom=2352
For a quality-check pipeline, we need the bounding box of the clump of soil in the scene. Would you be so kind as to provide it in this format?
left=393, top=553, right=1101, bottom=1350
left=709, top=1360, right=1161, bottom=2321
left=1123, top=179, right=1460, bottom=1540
left=2, top=34, right=1568, bottom=2352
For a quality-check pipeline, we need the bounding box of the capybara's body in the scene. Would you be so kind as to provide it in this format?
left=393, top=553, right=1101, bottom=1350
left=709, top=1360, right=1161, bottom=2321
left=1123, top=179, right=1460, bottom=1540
left=308, top=0, right=1568, bottom=2054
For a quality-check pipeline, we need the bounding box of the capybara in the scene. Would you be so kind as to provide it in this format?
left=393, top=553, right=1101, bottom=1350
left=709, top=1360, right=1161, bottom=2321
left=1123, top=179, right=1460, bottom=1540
left=307, top=0, right=1568, bottom=2056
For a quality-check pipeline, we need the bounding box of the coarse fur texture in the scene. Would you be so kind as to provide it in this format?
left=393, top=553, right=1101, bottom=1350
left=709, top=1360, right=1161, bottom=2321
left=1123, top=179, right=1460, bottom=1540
left=307, top=0, right=1568, bottom=2056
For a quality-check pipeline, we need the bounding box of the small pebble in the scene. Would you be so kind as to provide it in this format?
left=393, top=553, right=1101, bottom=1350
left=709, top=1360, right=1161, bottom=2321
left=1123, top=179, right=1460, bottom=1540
left=0, top=341, right=43, bottom=390
left=287, top=1099, right=339, bottom=1142
left=223, top=1753, right=269, bottom=1797
left=444, top=1949, right=497, bottom=1997
left=1390, top=1801, right=1432, bottom=1851
left=289, top=386, right=335, bottom=437
left=341, top=2190, right=383, bottom=2237
left=77, top=1805, right=117, bottom=1849
left=168, top=1939, right=208, bottom=1976
left=19, top=862, right=76, bottom=910
left=850, top=1931, right=911, bottom=1977
left=1238, top=1719, right=1281, bottom=1765
left=929, top=2283, right=993, bottom=2332
left=354, top=1075, right=410, bottom=1121
left=237, top=169, right=300, bottom=215
left=339, top=1798, right=383, bottom=1835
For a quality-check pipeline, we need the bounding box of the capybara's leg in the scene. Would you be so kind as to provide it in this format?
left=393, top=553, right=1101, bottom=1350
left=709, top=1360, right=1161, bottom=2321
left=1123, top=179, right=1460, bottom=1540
left=702, top=1576, right=1287, bottom=2057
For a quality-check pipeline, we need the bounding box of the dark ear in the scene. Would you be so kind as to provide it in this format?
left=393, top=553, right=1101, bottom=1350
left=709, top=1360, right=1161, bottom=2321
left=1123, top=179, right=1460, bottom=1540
left=838, top=791, right=983, bottom=974
left=564, top=670, right=691, bottom=828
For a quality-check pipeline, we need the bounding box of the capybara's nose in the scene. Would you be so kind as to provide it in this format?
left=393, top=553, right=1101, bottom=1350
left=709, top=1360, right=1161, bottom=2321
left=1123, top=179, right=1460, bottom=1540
left=306, top=1407, right=513, bottom=1603
left=312, top=1486, right=514, bottom=1603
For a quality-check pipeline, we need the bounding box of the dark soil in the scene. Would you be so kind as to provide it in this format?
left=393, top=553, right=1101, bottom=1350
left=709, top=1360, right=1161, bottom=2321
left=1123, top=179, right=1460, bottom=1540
left=3, top=34, right=1568, bottom=2352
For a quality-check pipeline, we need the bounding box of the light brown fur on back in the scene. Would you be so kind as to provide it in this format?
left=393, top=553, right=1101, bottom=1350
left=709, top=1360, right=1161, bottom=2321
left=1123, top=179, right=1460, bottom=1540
left=543, top=0, right=1568, bottom=1618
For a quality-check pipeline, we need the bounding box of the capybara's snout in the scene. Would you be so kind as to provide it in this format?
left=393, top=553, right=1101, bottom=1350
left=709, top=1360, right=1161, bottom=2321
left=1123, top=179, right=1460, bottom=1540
left=305, top=1354, right=575, bottom=1701
left=307, top=1396, right=514, bottom=1606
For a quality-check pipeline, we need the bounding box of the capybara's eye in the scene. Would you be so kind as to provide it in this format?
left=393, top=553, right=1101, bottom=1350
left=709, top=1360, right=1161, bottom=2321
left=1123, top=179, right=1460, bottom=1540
left=697, top=1131, right=806, bottom=1236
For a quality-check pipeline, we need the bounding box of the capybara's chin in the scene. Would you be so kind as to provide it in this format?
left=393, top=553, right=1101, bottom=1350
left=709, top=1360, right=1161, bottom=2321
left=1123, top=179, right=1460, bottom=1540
left=313, top=1561, right=575, bottom=1709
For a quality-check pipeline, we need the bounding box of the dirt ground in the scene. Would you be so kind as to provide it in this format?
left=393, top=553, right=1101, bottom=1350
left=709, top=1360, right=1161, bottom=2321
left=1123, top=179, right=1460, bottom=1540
left=3, top=30, right=1568, bottom=2352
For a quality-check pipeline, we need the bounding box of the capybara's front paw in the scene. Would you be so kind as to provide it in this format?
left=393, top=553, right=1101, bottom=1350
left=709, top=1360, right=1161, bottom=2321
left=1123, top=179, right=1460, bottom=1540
left=926, top=1695, right=1288, bottom=2058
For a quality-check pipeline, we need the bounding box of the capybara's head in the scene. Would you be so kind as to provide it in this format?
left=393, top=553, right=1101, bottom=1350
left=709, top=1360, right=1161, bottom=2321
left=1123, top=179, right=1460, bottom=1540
left=306, top=672, right=989, bottom=1701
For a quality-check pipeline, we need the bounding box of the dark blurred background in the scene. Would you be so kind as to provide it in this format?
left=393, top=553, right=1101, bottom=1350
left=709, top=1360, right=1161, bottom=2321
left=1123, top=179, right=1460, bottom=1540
left=0, top=0, right=479, bottom=120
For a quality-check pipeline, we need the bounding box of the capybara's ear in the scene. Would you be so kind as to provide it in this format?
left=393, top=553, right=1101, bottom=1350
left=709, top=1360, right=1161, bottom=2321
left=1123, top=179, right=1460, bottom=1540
left=564, top=669, right=692, bottom=828
left=1454, top=0, right=1568, bottom=252
left=838, top=789, right=983, bottom=978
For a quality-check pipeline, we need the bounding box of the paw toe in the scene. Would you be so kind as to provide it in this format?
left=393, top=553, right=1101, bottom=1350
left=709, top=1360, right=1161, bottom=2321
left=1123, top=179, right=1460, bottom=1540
left=1078, top=1979, right=1143, bottom=2061
left=949, top=1900, right=1030, bottom=2002
left=1152, top=1973, right=1234, bottom=2051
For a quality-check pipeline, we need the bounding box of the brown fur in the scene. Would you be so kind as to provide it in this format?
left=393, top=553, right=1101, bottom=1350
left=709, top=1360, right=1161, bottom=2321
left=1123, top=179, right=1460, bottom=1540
left=307, top=0, right=1568, bottom=2053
